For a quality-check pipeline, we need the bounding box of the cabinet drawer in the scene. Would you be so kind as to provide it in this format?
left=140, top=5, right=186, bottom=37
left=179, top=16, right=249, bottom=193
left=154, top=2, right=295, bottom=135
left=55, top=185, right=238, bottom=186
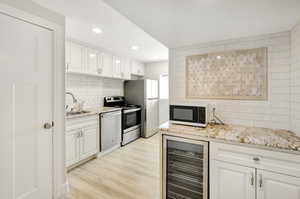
left=66, top=115, right=98, bottom=131
left=210, top=142, right=300, bottom=177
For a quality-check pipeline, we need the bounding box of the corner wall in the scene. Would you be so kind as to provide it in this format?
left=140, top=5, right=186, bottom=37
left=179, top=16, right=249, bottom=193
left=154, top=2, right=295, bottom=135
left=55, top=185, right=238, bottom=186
left=291, top=22, right=300, bottom=135
left=169, top=32, right=291, bottom=130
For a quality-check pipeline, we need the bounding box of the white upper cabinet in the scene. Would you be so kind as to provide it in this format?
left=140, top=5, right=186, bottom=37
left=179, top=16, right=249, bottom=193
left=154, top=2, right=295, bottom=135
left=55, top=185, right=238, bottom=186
left=112, top=56, right=122, bottom=78
left=86, top=48, right=99, bottom=74
left=131, top=60, right=145, bottom=76
left=68, top=42, right=86, bottom=72
left=66, top=40, right=142, bottom=79
left=122, top=57, right=132, bottom=80
left=101, top=52, right=113, bottom=77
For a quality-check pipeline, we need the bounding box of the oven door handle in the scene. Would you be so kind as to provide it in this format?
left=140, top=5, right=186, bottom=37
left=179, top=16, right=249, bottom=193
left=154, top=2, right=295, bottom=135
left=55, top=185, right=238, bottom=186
left=123, top=108, right=141, bottom=114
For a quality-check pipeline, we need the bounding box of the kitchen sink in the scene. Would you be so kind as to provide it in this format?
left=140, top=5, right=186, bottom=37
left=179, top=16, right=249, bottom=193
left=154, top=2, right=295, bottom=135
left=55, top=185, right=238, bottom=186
left=66, top=110, right=91, bottom=116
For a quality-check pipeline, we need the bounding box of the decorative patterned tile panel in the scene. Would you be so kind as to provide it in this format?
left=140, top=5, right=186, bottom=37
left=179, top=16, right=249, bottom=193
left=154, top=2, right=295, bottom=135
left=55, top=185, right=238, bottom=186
left=186, top=47, right=268, bottom=100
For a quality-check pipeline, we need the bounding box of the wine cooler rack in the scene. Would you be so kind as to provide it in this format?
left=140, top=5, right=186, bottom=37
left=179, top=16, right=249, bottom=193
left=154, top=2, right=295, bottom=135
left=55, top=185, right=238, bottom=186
left=163, top=136, right=208, bottom=199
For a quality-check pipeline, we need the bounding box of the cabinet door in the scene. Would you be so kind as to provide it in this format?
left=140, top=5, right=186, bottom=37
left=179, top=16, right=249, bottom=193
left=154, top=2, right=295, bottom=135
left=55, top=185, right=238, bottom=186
left=87, top=48, right=98, bottom=74
left=102, top=52, right=113, bottom=77
left=69, top=42, right=85, bottom=72
left=121, top=57, right=131, bottom=79
left=80, top=126, right=98, bottom=160
left=138, top=62, right=145, bottom=76
left=257, top=170, right=300, bottom=199
left=65, top=130, right=80, bottom=167
left=210, top=160, right=256, bottom=199
left=113, top=56, right=122, bottom=78
left=131, top=60, right=144, bottom=76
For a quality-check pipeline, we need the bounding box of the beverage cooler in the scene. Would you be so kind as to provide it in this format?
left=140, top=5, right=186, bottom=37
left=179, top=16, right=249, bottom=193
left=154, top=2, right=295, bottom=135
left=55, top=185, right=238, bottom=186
left=162, top=136, right=209, bottom=199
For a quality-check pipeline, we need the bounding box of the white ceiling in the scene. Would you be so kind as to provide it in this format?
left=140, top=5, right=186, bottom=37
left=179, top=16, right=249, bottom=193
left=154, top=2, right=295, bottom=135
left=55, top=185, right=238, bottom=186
left=103, top=0, right=300, bottom=48
left=32, top=0, right=169, bottom=63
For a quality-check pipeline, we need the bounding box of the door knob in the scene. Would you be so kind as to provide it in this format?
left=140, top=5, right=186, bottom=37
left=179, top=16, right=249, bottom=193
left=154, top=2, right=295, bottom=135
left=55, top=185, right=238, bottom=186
left=44, top=122, right=54, bottom=129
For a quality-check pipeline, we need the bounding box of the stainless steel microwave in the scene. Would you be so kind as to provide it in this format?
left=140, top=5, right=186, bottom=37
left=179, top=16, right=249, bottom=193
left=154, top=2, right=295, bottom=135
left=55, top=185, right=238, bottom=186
left=170, top=105, right=208, bottom=127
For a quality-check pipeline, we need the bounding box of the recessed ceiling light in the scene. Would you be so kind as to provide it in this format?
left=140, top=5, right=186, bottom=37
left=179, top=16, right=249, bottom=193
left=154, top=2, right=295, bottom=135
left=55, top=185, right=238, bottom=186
left=89, top=53, right=96, bottom=58
left=115, top=60, right=121, bottom=64
left=92, top=27, right=102, bottom=34
left=216, top=56, right=222, bottom=59
left=131, top=45, right=139, bottom=51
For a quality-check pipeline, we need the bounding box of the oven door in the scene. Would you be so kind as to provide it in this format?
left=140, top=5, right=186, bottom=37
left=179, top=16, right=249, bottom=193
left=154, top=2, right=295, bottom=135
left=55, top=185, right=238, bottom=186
left=123, top=109, right=141, bottom=130
left=170, top=105, right=204, bottom=124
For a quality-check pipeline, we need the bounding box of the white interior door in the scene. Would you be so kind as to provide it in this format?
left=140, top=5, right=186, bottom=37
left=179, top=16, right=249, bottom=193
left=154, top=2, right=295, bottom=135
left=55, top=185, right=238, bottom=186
left=0, top=13, right=53, bottom=199
left=257, top=170, right=300, bottom=199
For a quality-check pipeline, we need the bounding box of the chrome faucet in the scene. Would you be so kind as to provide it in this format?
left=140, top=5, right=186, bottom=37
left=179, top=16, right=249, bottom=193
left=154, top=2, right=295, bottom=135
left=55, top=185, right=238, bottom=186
left=66, top=92, right=78, bottom=103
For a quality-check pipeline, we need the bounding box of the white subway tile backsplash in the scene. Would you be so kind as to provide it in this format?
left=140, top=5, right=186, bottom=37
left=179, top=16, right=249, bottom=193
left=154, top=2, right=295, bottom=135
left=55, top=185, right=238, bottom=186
left=66, top=74, right=124, bottom=109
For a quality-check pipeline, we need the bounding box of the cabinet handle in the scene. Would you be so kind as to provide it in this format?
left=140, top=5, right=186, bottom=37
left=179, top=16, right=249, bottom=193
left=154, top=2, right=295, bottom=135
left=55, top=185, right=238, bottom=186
left=259, top=174, right=263, bottom=188
left=250, top=172, right=254, bottom=186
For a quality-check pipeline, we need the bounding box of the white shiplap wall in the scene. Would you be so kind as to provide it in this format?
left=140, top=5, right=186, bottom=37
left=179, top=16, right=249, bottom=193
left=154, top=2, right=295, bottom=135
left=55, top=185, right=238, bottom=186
left=66, top=74, right=124, bottom=108
left=169, top=32, right=291, bottom=130
left=291, top=23, right=300, bottom=135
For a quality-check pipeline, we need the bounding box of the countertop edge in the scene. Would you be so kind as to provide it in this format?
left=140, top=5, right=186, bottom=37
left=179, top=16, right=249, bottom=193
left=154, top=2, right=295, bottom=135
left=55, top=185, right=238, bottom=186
left=159, top=128, right=300, bottom=156
left=66, top=107, right=122, bottom=119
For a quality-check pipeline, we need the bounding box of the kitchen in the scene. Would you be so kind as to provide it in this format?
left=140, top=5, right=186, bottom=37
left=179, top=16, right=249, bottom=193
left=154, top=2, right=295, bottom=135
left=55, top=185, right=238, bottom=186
left=1, top=1, right=300, bottom=199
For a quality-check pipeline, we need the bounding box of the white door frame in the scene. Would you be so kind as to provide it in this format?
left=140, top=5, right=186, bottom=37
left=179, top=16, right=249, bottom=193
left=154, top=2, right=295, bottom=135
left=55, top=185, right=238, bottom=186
left=0, top=3, right=66, bottom=199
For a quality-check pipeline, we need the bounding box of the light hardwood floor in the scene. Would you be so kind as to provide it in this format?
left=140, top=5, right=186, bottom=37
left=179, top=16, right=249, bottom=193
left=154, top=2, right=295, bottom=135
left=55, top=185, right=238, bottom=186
left=65, top=134, right=160, bottom=199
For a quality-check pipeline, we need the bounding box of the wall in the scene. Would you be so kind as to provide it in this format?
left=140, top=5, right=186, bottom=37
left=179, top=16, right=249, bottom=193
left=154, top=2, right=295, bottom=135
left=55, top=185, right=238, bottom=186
left=169, top=32, right=291, bottom=130
left=291, top=22, right=300, bottom=135
left=66, top=74, right=124, bottom=108
left=145, top=61, right=169, bottom=124
left=0, top=0, right=65, bottom=26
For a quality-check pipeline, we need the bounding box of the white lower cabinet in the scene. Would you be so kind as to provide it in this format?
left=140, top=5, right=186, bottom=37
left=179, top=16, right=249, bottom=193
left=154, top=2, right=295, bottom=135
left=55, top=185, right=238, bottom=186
left=65, top=129, right=80, bottom=167
left=66, top=115, right=99, bottom=168
left=210, top=160, right=255, bottom=199
left=210, top=142, right=300, bottom=199
left=257, top=170, right=300, bottom=199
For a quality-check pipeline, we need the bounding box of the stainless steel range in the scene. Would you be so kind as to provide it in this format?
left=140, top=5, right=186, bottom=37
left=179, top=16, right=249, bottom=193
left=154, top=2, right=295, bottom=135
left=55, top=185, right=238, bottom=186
left=104, top=96, right=141, bottom=146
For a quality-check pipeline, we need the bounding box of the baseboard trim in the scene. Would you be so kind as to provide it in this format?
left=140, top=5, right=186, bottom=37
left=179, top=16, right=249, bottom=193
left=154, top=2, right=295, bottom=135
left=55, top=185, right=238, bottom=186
left=97, top=145, right=120, bottom=158
left=55, top=182, right=69, bottom=199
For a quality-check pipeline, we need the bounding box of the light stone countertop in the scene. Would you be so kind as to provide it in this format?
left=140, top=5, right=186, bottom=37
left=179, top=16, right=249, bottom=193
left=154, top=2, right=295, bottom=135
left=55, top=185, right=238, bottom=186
left=160, top=122, right=300, bottom=154
left=66, top=107, right=122, bottom=119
